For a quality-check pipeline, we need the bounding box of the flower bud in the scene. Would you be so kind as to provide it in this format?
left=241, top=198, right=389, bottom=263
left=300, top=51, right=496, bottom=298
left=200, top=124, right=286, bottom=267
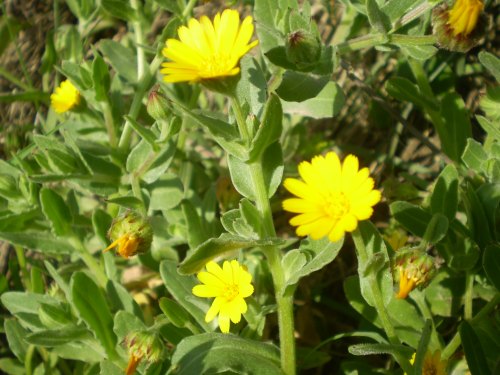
left=124, top=330, right=163, bottom=375
left=147, top=86, right=170, bottom=121
left=285, top=29, right=322, bottom=70
left=432, top=0, right=487, bottom=52
left=394, top=247, right=436, bottom=299
left=104, top=211, right=153, bottom=258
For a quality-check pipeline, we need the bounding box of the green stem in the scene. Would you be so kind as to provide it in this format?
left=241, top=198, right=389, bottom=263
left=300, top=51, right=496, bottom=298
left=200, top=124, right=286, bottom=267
left=131, top=0, right=146, bottom=79
left=412, top=290, right=442, bottom=351
left=335, top=33, right=435, bottom=54
left=103, top=101, right=117, bottom=148
left=441, top=293, right=500, bottom=360
left=118, top=56, right=162, bottom=155
left=25, top=345, right=35, bottom=375
left=68, top=237, right=107, bottom=288
left=182, top=0, right=198, bottom=19
left=352, top=229, right=412, bottom=374
left=14, top=246, right=31, bottom=291
left=230, top=97, right=296, bottom=375
left=464, top=271, right=474, bottom=320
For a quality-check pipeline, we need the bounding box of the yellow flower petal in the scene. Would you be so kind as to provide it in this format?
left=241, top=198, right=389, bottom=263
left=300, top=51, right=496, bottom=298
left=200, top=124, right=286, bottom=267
left=283, top=152, right=380, bottom=242
left=161, top=9, right=258, bottom=83
left=50, top=80, right=80, bottom=113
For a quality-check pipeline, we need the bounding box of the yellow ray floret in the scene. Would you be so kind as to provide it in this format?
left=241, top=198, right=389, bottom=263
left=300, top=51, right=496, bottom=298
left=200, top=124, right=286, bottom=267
left=161, top=9, right=259, bottom=83
left=192, top=260, right=254, bottom=333
left=447, top=0, right=483, bottom=36
left=283, top=152, right=381, bottom=242
left=50, top=80, right=80, bottom=113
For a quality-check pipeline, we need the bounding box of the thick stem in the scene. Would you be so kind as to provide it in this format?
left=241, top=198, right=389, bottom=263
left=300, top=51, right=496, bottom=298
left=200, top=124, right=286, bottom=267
left=68, top=237, right=107, bottom=288
left=231, top=97, right=296, bottom=375
left=131, top=0, right=146, bottom=79
left=103, top=101, right=117, bottom=148
left=464, top=271, right=474, bottom=320
left=412, top=290, right=442, bottom=351
left=352, top=229, right=412, bottom=374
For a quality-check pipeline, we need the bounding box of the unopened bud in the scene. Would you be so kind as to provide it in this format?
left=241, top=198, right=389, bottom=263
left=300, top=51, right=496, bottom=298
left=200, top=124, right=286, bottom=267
left=394, top=247, right=436, bottom=299
left=104, top=211, right=153, bottom=258
left=432, top=0, right=487, bottom=53
left=285, top=29, right=322, bottom=70
left=147, top=86, right=170, bottom=121
left=124, top=330, right=163, bottom=375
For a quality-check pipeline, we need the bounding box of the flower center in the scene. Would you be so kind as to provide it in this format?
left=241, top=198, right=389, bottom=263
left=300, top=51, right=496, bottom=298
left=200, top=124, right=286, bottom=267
left=323, top=192, right=350, bottom=221
left=202, top=54, right=233, bottom=77
left=222, top=284, right=239, bottom=301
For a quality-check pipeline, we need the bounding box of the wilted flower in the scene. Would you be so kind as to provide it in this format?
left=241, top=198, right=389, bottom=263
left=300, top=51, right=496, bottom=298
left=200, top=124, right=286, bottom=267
left=104, top=211, right=153, bottom=259
left=282, top=152, right=381, bottom=242
left=192, top=260, right=254, bottom=333
left=124, top=330, right=163, bottom=375
left=394, top=247, right=436, bottom=299
left=432, top=0, right=486, bottom=52
left=50, top=80, right=81, bottom=113
left=161, top=9, right=258, bottom=83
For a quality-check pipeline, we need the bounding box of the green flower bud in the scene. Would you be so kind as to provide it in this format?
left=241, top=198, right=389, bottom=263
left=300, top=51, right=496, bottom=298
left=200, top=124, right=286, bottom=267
left=432, top=0, right=487, bottom=53
left=394, top=247, right=437, bottom=299
left=104, top=211, right=153, bottom=259
left=124, top=330, right=164, bottom=375
left=285, top=29, right=322, bottom=70
left=147, top=86, right=170, bottom=121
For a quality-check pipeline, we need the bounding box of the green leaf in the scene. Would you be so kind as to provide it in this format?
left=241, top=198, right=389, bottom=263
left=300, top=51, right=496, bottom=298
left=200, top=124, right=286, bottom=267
left=422, top=213, right=449, bottom=245
left=159, top=298, right=191, bottom=328
left=92, top=54, right=110, bottom=102
left=462, top=138, right=488, bottom=172
left=344, top=276, right=380, bottom=326
left=478, top=51, right=500, bottom=82
left=175, top=104, right=247, bottom=160
left=106, top=280, right=143, bottom=320
left=281, top=81, right=345, bottom=119
left=179, top=233, right=284, bottom=275
left=51, top=340, right=106, bottom=362
left=254, top=0, right=282, bottom=53
left=441, top=93, right=472, bottom=163
left=100, top=0, right=137, bottom=21
left=25, top=327, right=90, bottom=346
left=249, top=94, right=283, bottom=161
left=44, top=261, right=70, bottom=298
left=477, top=116, right=500, bottom=141
left=236, top=57, right=267, bottom=117
left=126, top=139, right=176, bottom=184
left=483, top=244, right=500, bottom=291
left=113, top=310, right=146, bottom=343
left=282, top=236, right=344, bottom=295
left=70, top=272, right=117, bottom=359
left=430, top=164, right=459, bottom=221
left=0, top=358, right=25, bottom=375
left=159, top=260, right=215, bottom=332
left=276, top=72, right=329, bottom=102
left=98, top=40, right=137, bottom=83
left=0, top=231, right=74, bottom=255
left=390, top=201, right=431, bottom=237
left=476, top=183, right=500, bottom=241
left=154, top=0, right=181, bottom=14
left=92, top=209, right=113, bottom=245
left=460, top=321, right=491, bottom=375
left=228, top=143, right=284, bottom=200
left=366, top=0, right=391, bottom=33
left=386, top=77, right=438, bottom=111
left=382, top=0, right=425, bottom=22
left=353, top=221, right=393, bottom=308
left=124, top=115, right=159, bottom=151
left=462, top=183, right=492, bottom=249
left=401, top=45, right=437, bottom=61
left=181, top=199, right=207, bottom=250
left=39, top=188, right=72, bottom=236
left=106, top=196, right=143, bottom=209
left=149, top=174, right=184, bottom=211
left=38, top=303, right=73, bottom=329
left=4, top=320, right=28, bottom=362
left=348, top=343, right=413, bottom=357
left=0, top=91, right=49, bottom=104
left=169, top=333, right=283, bottom=375
left=412, top=320, right=432, bottom=375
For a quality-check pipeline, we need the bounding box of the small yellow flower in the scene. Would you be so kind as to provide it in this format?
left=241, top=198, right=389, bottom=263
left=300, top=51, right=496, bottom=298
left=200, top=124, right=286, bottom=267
left=447, top=0, right=484, bottom=36
left=282, top=152, right=381, bottom=242
left=104, top=233, right=141, bottom=259
left=161, top=9, right=259, bottom=83
left=50, top=80, right=80, bottom=113
left=394, top=248, right=436, bottom=299
left=406, top=351, right=447, bottom=375
left=192, top=260, right=254, bottom=333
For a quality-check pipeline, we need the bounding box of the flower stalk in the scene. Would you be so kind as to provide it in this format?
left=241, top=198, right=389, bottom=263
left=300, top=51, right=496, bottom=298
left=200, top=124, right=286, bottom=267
left=231, top=97, right=296, bottom=375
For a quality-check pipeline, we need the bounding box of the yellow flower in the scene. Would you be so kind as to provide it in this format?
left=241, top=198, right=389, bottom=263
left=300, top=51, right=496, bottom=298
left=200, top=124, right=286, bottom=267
left=447, top=0, right=484, bottom=36
left=50, top=80, right=80, bottom=113
left=406, top=351, right=447, bottom=375
left=394, top=248, right=436, bottom=299
left=192, top=260, right=254, bottom=333
left=282, top=152, right=381, bottom=242
left=161, top=9, right=259, bottom=83
left=104, top=233, right=141, bottom=259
